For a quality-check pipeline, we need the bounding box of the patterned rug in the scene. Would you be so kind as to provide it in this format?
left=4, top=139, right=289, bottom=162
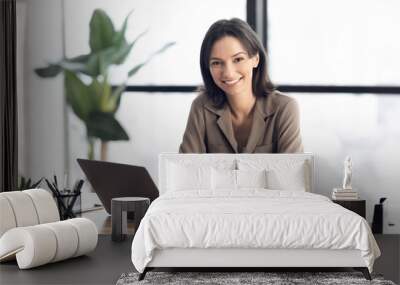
left=116, top=271, right=396, bottom=285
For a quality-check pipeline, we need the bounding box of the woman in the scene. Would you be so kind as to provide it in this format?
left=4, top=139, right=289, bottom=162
left=179, top=18, right=303, bottom=153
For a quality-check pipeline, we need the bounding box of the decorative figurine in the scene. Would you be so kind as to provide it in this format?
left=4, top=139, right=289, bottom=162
left=342, top=156, right=353, bottom=190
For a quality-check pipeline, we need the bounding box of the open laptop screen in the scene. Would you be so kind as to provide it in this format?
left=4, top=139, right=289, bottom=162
left=77, top=159, right=159, bottom=214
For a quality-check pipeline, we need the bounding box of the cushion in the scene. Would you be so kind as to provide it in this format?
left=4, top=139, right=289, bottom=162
left=237, top=159, right=309, bottom=191
left=211, top=168, right=237, bottom=190
left=166, top=162, right=212, bottom=191
left=236, top=169, right=268, bottom=189
left=267, top=167, right=306, bottom=191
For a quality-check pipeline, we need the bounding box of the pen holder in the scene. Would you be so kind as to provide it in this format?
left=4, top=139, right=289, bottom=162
left=45, top=177, right=84, bottom=220
left=57, top=191, right=82, bottom=220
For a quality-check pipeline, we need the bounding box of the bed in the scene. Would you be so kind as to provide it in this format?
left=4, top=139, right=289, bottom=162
left=131, top=153, right=380, bottom=280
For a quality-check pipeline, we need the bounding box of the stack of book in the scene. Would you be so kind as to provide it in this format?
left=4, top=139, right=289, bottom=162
left=332, top=188, right=359, bottom=200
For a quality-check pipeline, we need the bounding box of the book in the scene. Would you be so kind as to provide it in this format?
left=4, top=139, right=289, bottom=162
left=332, top=193, right=359, bottom=200
left=333, top=188, right=358, bottom=193
left=333, top=192, right=359, bottom=197
left=332, top=196, right=359, bottom=200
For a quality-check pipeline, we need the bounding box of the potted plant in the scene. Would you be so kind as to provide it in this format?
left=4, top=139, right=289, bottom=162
left=18, top=176, right=43, bottom=190
left=35, top=9, right=175, bottom=160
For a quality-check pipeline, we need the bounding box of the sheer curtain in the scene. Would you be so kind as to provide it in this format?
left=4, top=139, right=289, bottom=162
left=0, top=0, right=18, bottom=192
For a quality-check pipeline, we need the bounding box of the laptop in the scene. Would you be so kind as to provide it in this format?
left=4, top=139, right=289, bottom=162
left=77, top=159, right=159, bottom=214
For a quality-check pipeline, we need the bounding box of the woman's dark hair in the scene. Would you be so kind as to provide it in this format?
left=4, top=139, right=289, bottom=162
left=199, top=18, right=274, bottom=107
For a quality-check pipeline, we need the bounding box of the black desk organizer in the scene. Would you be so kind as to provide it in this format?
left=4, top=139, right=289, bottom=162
left=45, top=176, right=84, bottom=220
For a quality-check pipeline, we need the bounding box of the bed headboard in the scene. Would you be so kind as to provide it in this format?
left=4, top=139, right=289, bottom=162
left=158, top=153, right=314, bottom=195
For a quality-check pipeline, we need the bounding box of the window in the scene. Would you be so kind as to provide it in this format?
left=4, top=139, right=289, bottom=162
left=268, top=0, right=400, bottom=86
left=65, top=0, right=247, bottom=86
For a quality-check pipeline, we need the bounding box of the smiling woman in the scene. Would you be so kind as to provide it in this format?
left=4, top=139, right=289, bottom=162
left=179, top=18, right=303, bottom=153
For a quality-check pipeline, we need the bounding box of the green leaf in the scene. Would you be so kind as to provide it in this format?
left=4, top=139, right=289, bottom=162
left=35, top=64, right=62, bottom=77
left=152, top=41, right=176, bottom=56
left=26, top=178, right=31, bottom=188
left=85, top=52, right=111, bottom=77
left=127, top=41, right=175, bottom=78
left=35, top=56, right=89, bottom=78
left=32, top=178, right=43, bottom=188
left=113, top=30, right=147, bottom=65
left=85, top=53, right=102, bottom=77
left=65, top=54, right=99, bottom=76
left=20, top=176, right=26, bottom=190
left=109, top=42, right=134, bottom=65
left=64, top=70, right=96, bottom=121
left=58, top=61, right=87, bottom=73
left=86, top=112, right=129, bottom=141
left=98, top=77, right=115, bottom=112
left=109, top=84, right=126, bottom=113
left=128, top=62, right=146, bottom=77
left=69, top=54, right=91, bottom=63
left=100, top=30, right=147, bottom=70
left=89, top=9, right=116, bottom=52
left=113, top=9, right=134, bottom=47
left=88, top=78, right=104, bottom=106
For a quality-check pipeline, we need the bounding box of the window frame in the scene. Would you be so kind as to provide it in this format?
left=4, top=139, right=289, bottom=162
left=122, top=0, right=400, bottom=95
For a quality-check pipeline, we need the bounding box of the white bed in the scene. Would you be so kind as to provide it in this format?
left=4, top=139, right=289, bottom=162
left=131, top=153, right=380, bottom=280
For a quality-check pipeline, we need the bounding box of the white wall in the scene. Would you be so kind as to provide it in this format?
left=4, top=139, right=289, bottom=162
left=18, top=0, right=66, bottom=183
left=19, top=0, right=399, bottom=233
left=296, top=93, right=400, bottom=233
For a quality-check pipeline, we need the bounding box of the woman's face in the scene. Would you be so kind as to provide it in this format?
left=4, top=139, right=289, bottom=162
left=209, top=36, right=259, bottom=98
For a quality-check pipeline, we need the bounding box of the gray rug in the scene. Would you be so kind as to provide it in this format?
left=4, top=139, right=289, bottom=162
left=116, top=271, right=396, bottom=285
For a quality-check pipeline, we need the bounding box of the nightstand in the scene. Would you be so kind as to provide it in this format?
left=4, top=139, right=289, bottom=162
left=332, top=199, right=366, bottom=218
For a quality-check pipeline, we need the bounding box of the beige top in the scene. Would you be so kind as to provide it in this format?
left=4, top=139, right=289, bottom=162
left=179, top=90, right=304, bottom=153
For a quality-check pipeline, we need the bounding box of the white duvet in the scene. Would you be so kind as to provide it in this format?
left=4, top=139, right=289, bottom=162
left=131, top=190, right=380, bottom=273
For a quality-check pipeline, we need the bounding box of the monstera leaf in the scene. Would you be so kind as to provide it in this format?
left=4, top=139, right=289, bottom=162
left=89, top=9, right=115, bottom=52
left=64, top=71, right=98, bottom=121
left=86, top=112, right=129, bottom=141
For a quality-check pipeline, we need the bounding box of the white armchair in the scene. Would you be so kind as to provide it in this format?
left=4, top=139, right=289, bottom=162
left=0, top=189, right=98, bottom=269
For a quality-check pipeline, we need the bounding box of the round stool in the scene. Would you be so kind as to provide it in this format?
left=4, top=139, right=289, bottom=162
left=111, top=197, right=150, bottom=242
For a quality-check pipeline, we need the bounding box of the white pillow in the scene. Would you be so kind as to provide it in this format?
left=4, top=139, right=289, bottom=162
left=211, top=169, right=268, bottom=190
left=167, top=162, right=212, bottom=191
left=266, top=164, right=306, bottom=191
left=236, top=169, right=268, bottom=189
left=211, top=168, right=237, bottom=190
left=237, top=159, right=309, bottom=191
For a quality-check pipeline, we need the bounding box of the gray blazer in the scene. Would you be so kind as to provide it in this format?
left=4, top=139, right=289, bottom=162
left=179, top=91, right=304, bottom=153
